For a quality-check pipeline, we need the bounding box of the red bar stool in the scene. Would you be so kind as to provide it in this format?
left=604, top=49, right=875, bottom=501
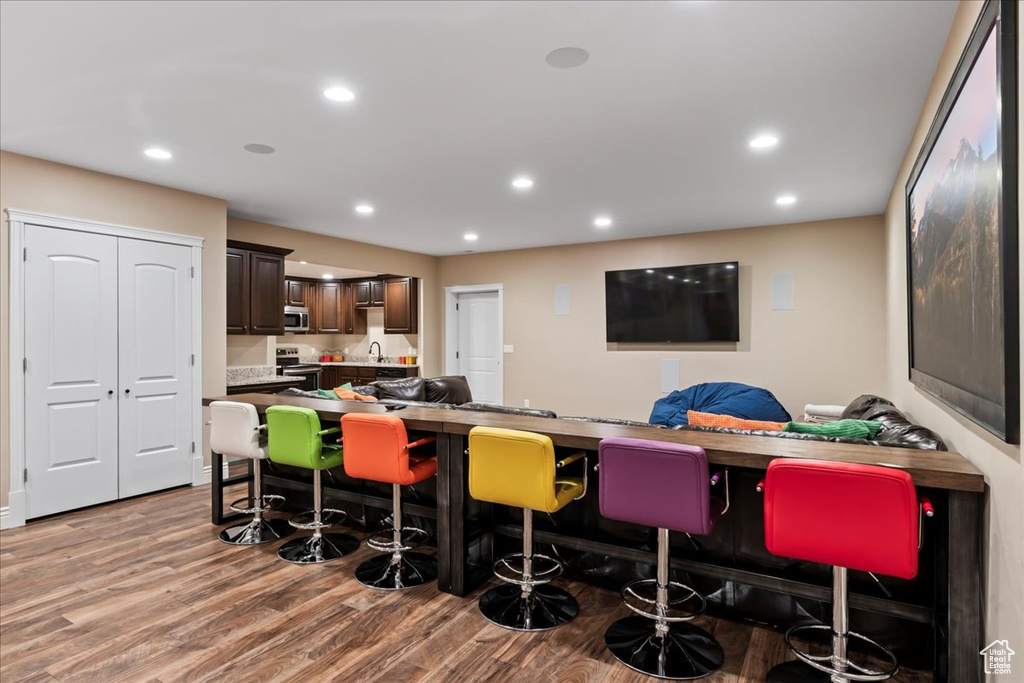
left=341, top=413, right=438, bottom=590
left=761, top=458, right=930, bottom=683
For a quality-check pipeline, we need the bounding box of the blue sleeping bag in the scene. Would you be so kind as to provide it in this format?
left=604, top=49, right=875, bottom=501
left=649, top=382, right=791, bottom=428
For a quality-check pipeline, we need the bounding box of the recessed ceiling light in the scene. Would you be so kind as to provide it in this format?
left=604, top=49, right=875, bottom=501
left=464, top=233, right=479, bottom=242
left=511, top=176, right=534, bottom=190
left=144, top=147, right=172, bottom=160
left=646, top=269, right=654, bottom=274
left=244, top=143, right=275, bottom=155
left=324, top=87, right=355, bottom=102
left=355, top=203, right=374, bottom=215
left=695, top=280, right=701, bottom=284
left=682, top=278, right=690, bottom=283
left=593, top=216, right=613, bottom=228
left=322, top=273, right=334, bottom=279
left=667, top=275, right=675, bottom=280
left=546, top=47, right=590, bottom=69
left=775, top=194, right=797, bottom=206
left=749, top=133, right=779, bottom=150
left=299, top=261, right=308, bottom=265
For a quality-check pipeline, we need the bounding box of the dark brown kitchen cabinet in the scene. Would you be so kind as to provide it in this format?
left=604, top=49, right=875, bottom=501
left=343, top=283, right=368, bottom=335
left=285, top=279, right=307, bottom=307
left=226, top=248, right=250, bottom=334
left=317, top=281, right=344, bottom=333
left=353, top=280, right=372, bottom=308
left=249, top=252, right=286, bottom=334
left=370, top=280, right=385, bottom=307
left=226, top=241, right=290, bottom=335
left=383, top=276, right=418, bottom=334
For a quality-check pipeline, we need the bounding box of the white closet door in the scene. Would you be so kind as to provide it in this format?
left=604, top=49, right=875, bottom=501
left=23, top=226, right=119, bottom=518
left=118, top=239, right=193, bottom=497
left=457, top=291, right=501, bottom=404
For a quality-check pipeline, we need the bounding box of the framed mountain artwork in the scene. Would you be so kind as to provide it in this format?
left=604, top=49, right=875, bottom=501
left=906, top=0, right=1019, bottom=443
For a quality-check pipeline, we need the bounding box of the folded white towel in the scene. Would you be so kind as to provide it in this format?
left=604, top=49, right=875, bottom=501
left=803, top=404, right=845, bottom=419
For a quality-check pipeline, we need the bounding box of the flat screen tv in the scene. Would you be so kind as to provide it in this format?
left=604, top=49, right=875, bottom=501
left=605, top=262, right=739, bottom=343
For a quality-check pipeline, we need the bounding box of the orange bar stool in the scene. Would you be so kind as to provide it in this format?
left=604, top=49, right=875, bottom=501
left=468, top=426, right=588, bottom=631
left=341, top=413, right=438, bottom=590
left=761, top=458, right=932, bottom=683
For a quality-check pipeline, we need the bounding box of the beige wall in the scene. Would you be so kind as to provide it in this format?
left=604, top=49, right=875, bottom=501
left=227, top=217, right=441, bottom=376
left=439, top=215, right=888, bottom=422
left=883, top=0, right=1022, bottom=648
left=0, top=151, right=228, bottom=510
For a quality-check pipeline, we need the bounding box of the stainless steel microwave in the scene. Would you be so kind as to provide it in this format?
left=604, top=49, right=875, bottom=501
left=283, top=306, right=309, bottom=332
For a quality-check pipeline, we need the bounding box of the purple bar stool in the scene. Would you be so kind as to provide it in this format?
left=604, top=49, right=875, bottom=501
left=598, top=437, right=728, bottom=680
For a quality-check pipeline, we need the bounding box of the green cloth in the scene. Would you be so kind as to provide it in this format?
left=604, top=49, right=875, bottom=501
left=317, top=387, right=342, bottom=399
left=784, top=419, right=883, bottom=439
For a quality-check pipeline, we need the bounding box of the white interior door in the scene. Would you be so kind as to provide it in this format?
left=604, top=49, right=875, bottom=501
left=456, top=291, right=501, bottom=404
left=118, top=239, right=193, bottom=497
left=23, top=226, right=119, bottom=518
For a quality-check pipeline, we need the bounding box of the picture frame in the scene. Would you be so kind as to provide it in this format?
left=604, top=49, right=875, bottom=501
left=905, top=0, right=1019, bottom=443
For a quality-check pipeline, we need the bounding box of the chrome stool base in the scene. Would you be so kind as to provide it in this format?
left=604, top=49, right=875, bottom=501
left=771, top=622, right=899, bottom=682
left=218, top=517, right=293, bottom=545
left=277, top=532, right=359, bottom=564
left=478, top=583, right=579, bottom=632
left=604, top=616, right=724, bottom=680
left=355, top=551, right=437, bottom=590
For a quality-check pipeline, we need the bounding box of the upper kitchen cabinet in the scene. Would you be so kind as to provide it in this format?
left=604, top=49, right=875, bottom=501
left=225, top=240, right=292, bottom=335
left=285, top=279, right=307, bottom=307
left=383, top=276, right=418, bottom=334
left=370, top=279, right=385, bottom=307
left=344, top=283, right=368, bottom=335
left=316, top=281, right=344, bottom=333
left=226, top=248, right=250, bottom=334
left=353, top=280, right=372, bottom=308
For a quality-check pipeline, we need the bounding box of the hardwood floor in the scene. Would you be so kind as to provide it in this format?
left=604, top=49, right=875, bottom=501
left=0, top=485, right=932, bottom=683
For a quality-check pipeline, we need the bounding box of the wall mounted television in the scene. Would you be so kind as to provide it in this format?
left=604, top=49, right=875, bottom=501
left=605, top=262, right=739, bottom=343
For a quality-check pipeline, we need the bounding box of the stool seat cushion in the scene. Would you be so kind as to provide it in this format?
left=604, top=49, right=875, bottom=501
left=341, top=413, right=437, bottom=486
left=469, top=426, right=577, bottom=513
left=266, top=405, right=343, bottom=471
left=764, top=459, right=919, bottom=579
left=598, top=437, right=720, bottom=535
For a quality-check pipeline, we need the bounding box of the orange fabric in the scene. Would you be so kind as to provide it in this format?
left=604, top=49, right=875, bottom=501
left=340, top=413, right=436, bottom=485
left=687, top=410, right=786, bottom=431
left=334, top=388, right=377, bottom=402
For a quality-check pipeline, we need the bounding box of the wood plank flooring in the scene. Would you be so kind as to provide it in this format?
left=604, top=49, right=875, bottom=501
left=0, top=485, right=933, bottom=683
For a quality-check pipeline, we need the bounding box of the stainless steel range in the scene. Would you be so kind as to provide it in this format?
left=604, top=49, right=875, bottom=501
left=275, top=346, right=322, bottom=392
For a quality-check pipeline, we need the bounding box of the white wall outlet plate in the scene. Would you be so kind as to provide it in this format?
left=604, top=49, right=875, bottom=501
left=524, top=398, right=531, bottom=408
left=503, top=345, right=514, bottom=353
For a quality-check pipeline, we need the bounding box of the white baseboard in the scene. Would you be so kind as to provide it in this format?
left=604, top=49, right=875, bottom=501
left=0, top=506, right=10, bottom=530
left=196, top=462, right=232, bottom=486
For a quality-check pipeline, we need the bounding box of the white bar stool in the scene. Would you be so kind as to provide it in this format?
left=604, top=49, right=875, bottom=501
left=210, top=401, right=294, bottom=545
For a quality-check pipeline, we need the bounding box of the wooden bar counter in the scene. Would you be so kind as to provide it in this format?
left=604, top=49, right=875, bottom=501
left=204, top=393, right=985, bottom=683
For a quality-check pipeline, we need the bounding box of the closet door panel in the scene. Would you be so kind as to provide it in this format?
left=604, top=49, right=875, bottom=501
left=23, top=225, right=119, bottom=518
left=118, top=239, right=194, bottom=497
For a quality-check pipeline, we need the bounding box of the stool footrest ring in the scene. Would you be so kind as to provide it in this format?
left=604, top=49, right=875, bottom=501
left=784, top=624, right=899, bottom=682
left=228, top=493, right=284, bottom=515
left=288, top=508, right=347, bottom=531
left=492, top=553, right=563, bottom=587
left=620, top=578, right=706, bottom=622
left=367, top=526, right=430, bottom=553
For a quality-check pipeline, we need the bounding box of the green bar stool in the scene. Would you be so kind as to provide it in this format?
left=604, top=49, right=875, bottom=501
left=266, top=405, right=359, bottom=564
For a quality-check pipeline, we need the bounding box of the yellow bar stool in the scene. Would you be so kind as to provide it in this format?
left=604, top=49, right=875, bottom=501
left=468, top=426, right=588, bottom=631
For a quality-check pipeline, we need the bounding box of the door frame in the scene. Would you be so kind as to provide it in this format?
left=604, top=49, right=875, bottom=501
left=5, top=209, right=204, bottom=528
left=444, top=283, right=504, bottom=405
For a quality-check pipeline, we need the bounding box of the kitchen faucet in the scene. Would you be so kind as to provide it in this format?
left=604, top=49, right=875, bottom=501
left=369, top=341, right=383, bottom=363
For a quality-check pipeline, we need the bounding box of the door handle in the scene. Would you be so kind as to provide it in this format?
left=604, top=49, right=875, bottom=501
left=108, top=390, right=114, bottom=396
left=124, top=389, right=131, bottom=395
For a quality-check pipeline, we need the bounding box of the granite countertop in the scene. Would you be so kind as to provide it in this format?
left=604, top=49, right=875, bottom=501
left=318, top=362, right=419, bottom=368
left=226, top=376, right=304, bottom=388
